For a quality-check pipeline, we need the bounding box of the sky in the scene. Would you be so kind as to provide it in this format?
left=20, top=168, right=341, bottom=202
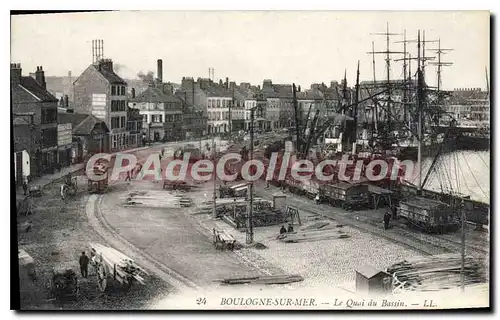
left=10, top=11, right=490, bottom=90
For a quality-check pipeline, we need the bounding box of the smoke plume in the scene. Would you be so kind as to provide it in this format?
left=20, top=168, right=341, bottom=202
left=137, top=71, right=155, bottom=84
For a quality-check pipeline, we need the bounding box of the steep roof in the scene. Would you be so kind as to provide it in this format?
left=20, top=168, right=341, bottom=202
left=19, top=76, right=58, bottom=102
left=91, top=64, right=127, bottom=85
left=130, top=86, right=181, bottom=104
left=58, top=112, right=109, bottom=135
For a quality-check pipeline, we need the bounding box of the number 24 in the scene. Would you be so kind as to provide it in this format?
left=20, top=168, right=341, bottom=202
left=196, top=297, right=207, bottom=305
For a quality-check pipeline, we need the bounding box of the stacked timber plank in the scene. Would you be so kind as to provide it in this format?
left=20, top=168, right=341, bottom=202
left=214, top=275, right=304, bottom=285
left=90, top=243, right=147, bottom=286
left=122, top=191, right=193, bottom=208
left=387, top=253, right=487, bottom=292
left=278, top=222, right=350, bottom=243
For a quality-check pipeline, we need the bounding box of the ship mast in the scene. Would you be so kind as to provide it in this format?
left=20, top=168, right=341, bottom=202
left=416, top=30, right=424, bottom=195
left=371, top=42, right=378, bottom=135
left=429, top=38, right=453, bottom=123
left=370, top=23, right=404, bottom=133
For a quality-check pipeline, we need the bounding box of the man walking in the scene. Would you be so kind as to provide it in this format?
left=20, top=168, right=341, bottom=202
left=22, top=179, right=28, bottom=196
left=79, top=251, right=89, bottom=278
left=383, top=211, right=392, bottom=230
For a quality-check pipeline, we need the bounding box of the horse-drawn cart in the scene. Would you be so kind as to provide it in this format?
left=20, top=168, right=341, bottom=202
left=89, top=243, right=148, bottom=292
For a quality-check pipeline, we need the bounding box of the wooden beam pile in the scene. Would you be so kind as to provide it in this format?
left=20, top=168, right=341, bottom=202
left=122, top=191, right=193, bottom=208
left=387, top=253, right=487, bottom=292
left=277, top=223, right=350, bottom=243
left=90, top=243, right=148, bottom=286
left=214, top=275, right=304, bottom=285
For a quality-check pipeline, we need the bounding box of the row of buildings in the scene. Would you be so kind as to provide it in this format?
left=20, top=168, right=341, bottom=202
left=12, top=48, right=489, bottom=184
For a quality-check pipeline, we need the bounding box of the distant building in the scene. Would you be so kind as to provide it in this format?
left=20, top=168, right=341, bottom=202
left=445, top=88, right=490, bottom=124
left=73, top=58, right=140, bottom=151
left=129, top=85, right=183, bottom=142
left=175, top=91, right=207, bottom=139
left=12, top=63, right=59, bottom=179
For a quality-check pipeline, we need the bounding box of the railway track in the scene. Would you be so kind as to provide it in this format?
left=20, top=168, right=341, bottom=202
left=256, top=188, right=489, bottom=258
left=86, top=194, right=201, bottom=294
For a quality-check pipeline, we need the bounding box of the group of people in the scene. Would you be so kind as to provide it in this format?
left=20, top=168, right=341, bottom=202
left=279, top=224, right=294, bottom=234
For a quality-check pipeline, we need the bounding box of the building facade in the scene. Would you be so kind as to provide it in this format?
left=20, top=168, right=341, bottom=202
left=73, top=59, right=140, bottom=151
left=12, top=63, right=59, bottom=177
left=58, top=111, right=110, bottom=163
left=129, top=85, right=183, bottom=142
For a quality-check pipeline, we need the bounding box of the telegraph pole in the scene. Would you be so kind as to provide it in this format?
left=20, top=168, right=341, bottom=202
left=460, top=198, right=466, bottom=292
left=246, top=108, right=255, bottom=244
left=212, top=136, right=217, bottom=219
left=229, top=82, right=234, bottom=135
left=292, top=84, right=301, bottom=156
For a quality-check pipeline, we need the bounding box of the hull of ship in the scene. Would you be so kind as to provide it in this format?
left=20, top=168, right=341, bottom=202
left=455, top=134, right=490, bottom=151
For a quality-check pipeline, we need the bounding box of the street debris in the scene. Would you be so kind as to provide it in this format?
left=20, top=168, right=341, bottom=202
left=18, top=220, right=33, bottom=233
left=214, top=274, right=304, bottom=285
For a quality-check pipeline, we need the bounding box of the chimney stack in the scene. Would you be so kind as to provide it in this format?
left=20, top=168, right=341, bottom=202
left=131, top=88, right=136, bottom=99
left=35, top=66, right=46, bottom=89
left=157, top=59, right=163, bottom=83
left=225, top=77, right=229, bottom=89
left=10, top=63, right=22, bottom=84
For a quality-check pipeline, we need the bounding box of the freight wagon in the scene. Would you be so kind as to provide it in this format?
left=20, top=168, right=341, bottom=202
left=320, top=182, right=370, bottom=210
left=397, top=196, right=460, bottom=233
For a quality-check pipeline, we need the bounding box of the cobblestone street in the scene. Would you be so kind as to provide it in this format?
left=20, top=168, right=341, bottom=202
left=188, top=184, right=422, bottom=291
left=99, top=181, right=266, bottom=287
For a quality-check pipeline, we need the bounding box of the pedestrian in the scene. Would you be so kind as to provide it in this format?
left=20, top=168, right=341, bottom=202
left=315, top=194, right=320, bottom=205
left=125, top=171, right=131, bottom=182
left=391, top=205, right=397, bottom=220
left=383, top=211, right=391, bottom=230
left=280, top=225, right=287, bottom=235
left=287, top=224, right=294, bottom=233
left=265, top=180, right=270, bottom=189
left=79, top=251, right=89, bottom=278
left=22, top=179, right=28, bottom=196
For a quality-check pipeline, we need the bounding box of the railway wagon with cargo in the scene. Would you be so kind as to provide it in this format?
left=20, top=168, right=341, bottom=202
left=397, top=196, right=460, bottom=233
left=320, top=182, right=370, bottom=210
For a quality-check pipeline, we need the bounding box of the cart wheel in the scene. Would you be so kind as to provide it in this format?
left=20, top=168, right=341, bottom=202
left=123, top=278, right=133, bottom=291
left=96, top=263, right=107, bottom=292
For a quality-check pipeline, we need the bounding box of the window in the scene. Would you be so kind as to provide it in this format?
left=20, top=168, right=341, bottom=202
left=222, top=100, right=226, bottom=108
left=208, top=100, right=212, bottom=108
left=217, top=100, right=221, bottom=107
left=120, top=116, right=126, bottom=128
left=41, top=108, right=57, bottom=124
left=112, top=135, right=117, bottom=149
left=111, top=100, right=126, bottom=112
left=111, top=117, right=120, bottom=129
left=159, top=115, right=163, bottom=123
left=111, top=86, right=117, bottom=95
left=121, top=86, right=126, bottom=95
